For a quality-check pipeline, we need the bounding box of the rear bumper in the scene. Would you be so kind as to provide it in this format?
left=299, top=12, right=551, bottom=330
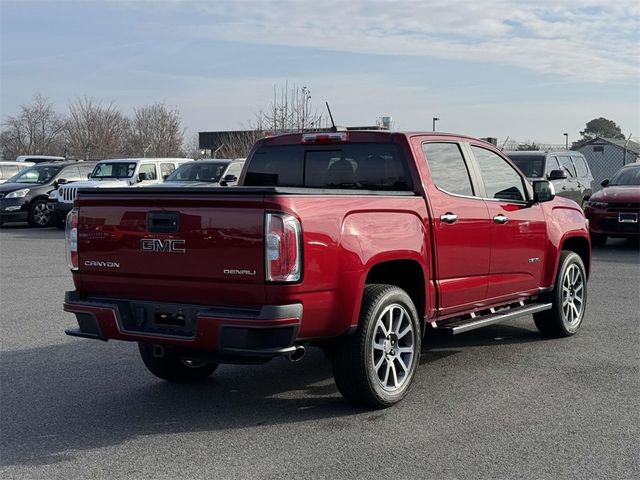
left=63, top=291, right=302, bottom=358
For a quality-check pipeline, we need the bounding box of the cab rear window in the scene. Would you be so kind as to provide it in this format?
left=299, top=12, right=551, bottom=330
left=244, top=143, right=412, bottom=190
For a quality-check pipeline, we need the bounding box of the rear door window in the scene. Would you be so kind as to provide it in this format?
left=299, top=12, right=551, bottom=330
left=422, top=142, right=474, bottom=196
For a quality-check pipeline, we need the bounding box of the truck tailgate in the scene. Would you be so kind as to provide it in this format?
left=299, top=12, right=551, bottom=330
left=74, top=189, right=266, bottom=306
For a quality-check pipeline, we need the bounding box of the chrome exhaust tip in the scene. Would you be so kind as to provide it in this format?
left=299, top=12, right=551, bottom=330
left=288, top=346, right=305, bottom=362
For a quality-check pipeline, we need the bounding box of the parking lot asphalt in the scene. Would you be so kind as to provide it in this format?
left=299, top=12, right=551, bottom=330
left=1, top=224, right=638, bottom=480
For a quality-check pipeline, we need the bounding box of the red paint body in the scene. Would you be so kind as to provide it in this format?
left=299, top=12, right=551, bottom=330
left=64, top=132, right=591, bottom=354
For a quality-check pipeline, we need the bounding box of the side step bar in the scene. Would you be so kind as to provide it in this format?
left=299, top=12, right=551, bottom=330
left=437, top=302, right=552, bottom=335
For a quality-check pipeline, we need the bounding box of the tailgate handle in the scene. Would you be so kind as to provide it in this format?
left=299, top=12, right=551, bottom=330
left=147, top=211, right=180, bottom=233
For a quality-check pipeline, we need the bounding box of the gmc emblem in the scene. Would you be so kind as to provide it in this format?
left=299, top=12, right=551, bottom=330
left=140, top=238, right=186, bottom=253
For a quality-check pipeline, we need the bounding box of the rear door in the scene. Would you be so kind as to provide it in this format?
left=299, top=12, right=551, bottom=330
left=468, top=144, right=547, bottom=300
left=418, top=139, right=491, bottom=314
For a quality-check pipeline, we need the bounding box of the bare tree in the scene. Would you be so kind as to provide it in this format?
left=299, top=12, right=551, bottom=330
left=126, top=102, right=184, bottom=157
left=214, top=131, right=264, bottom=158
left=0, top=93, right=65, bottom=160
left=64, top=97, right=130, bottom=160
left=255, top=83, right=326, bottom=134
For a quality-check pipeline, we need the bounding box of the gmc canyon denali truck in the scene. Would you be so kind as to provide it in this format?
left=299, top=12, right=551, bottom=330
left=63, top=131, right=590, bottom=408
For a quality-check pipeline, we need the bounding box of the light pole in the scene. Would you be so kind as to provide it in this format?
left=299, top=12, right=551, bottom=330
left=433, top=117, right=439, bottom=132
left=563, top=133, right=568, bottom=150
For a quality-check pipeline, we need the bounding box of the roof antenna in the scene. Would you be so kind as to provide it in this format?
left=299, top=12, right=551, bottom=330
left=325, top=102, right=336, bottom=131
left=325, top=102, right=346, bottom=132
left=500, top=136, right=510, bottom=151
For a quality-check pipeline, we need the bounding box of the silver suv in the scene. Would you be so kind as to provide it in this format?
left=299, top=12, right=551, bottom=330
left=507, top=150, right=594, bottom=208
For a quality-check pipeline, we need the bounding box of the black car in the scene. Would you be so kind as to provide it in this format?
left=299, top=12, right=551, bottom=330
left=0, top=162, right=94, bottom=227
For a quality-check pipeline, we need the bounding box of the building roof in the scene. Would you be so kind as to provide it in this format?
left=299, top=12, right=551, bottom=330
left=579, top=137, right=640, bottom=155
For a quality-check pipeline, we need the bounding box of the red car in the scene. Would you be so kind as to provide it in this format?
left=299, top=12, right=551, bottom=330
left=63, top=131, right=591, bottom=408
left=585, top=163, right=640, bottom=246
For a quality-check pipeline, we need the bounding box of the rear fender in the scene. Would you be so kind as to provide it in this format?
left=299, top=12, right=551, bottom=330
left=337, top=211, right=430, bottom=329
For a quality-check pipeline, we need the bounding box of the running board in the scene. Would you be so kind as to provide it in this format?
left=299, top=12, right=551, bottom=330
left=437, top=303, right=552, bottom=335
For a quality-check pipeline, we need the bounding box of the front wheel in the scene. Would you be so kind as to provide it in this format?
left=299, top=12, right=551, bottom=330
left=138, top=343, right=218, bottom=383
left=330, top=284, right=421, bottom=408
left=28, top=199, right=52, bottom=227
left=534, top=251, right=587, bottom=338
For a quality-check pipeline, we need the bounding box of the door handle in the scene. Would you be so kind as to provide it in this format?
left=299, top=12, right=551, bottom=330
left=493, top=214, right=509, bottom=224
left=440, top=213, right=458, bottom=224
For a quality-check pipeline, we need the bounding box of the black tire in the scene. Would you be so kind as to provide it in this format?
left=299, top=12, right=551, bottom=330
left=330, top=284, right=421, bottom=408
left=590, top=233, right=607, bottom=247
left=534, top=251, right=587, bottom=338
left=138, top=343, right=218, bottom=383
left=54, top=216, right=65, bottom=229
left=27, top=199, right=52, bottom=227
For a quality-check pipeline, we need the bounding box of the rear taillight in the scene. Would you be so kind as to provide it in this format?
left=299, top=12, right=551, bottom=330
left=65, top=209, right=78, bottom=271
left=265, top=212, right=301, bottom=282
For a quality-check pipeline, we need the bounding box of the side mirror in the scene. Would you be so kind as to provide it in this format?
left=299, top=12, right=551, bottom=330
left=162, top=174, right=170, bottom=181
left=55, top=178, right=68, bottom=186
left=547, top=169, right=567, bottom=180
left=220, top=174, right=238, bottom=186
left=532, top=180, right=555, bottom=203
left=600, top=179, right=609, bottom=187
left=137, top=172, right=148, bottom=182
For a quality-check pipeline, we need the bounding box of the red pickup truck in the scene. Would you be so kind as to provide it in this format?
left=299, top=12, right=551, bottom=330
left=64, top=131, right=591, bottom=408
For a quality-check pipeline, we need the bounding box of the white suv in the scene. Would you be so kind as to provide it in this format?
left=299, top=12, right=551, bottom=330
left=50, top=158, right=192, bottom=224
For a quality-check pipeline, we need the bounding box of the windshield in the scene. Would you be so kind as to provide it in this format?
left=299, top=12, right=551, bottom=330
left=91, top=162, right=137, bottom=179
left=508, top=155, right=545, bottom=178
left=610, top=166, right=640, bottom=186
left=165, top=162, right=229, bottom=182
left=6, top=165, right=61, bottom=184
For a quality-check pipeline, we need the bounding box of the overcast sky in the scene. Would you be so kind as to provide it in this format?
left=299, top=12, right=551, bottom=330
left=1, top=0, right=639, bottom=144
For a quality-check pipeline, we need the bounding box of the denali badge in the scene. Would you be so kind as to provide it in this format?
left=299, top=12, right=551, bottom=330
left=140, top=238, right=186, bottom=253
left=224, top=269, right=257, bottom=276
left=84, top=260, right=120, bottom=268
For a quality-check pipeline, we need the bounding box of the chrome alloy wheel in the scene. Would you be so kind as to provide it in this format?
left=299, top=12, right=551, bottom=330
left=371, top=304, right=416, bottom=392
left=561, top=263, right=585, bottom=327
left=33, top=202, right=51, bottom=226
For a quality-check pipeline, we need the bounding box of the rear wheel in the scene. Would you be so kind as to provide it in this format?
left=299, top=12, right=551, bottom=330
left=330, top=284, right=421, bottom=408
left=138, top=343, right=218, bottom=382
left=28, top=199, right=51, bottom=227
left=534, top=251, right=587, bottom=338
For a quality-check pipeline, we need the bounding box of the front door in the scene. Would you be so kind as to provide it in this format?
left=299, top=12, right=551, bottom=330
left=418, top=140, right=491, bottom=315
left=469, top=144, right=547, bottom=300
